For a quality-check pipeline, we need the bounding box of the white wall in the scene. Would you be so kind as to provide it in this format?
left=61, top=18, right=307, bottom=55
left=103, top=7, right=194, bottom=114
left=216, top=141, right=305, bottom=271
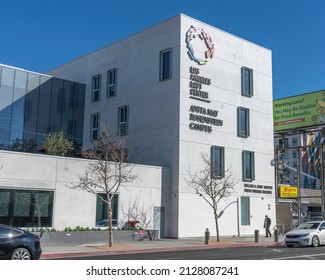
left=177, top=15, right=275, bottom=237
left=0, top=150, right=164, bottom=231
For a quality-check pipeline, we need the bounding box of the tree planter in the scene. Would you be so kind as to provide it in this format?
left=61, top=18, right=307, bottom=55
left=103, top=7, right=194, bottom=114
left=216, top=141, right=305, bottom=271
left=38, top=230, right=137, bottom=245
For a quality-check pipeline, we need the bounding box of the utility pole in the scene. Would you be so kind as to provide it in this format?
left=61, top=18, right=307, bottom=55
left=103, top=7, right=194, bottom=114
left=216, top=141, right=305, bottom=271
left=321, top=145, right=325, bottom=218
left=296, top=146, right=301, bottom=225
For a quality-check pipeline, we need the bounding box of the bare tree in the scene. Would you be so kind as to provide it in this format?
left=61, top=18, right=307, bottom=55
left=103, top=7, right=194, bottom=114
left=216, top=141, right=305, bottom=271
left=121, top=196, right=153, bottom=230
left=186, top=152, right=237, bottom=242
left=68, top=128, right=137, bottom=247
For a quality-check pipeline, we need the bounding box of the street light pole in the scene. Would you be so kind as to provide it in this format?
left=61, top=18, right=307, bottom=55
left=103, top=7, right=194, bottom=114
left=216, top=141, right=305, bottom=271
left=217, top=199, right=240, bottom=237
left=297, top=146, right=301, bottom=225
left=321, top=145, right=325, bottom=218
left=236, top=197, right=240, bottom=237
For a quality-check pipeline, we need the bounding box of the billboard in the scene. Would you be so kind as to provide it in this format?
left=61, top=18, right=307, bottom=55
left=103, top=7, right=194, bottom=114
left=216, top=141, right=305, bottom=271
left=278, top=185, right=298, bottom=199
left=274, top=90, right=325, bottom=132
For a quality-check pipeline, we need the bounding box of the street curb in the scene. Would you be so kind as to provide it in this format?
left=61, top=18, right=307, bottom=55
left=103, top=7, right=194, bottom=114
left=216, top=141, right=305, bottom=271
left=40, top=241, right=284, bottom=259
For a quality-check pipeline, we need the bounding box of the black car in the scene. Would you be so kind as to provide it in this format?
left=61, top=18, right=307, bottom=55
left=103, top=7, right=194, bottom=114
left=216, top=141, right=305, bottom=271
left=0, top=224, right=42, bottom=260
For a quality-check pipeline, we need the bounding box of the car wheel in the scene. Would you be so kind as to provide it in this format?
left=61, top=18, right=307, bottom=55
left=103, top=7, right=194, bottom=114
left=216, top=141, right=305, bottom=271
left=10, top=248, right=32, bottom=260
left=311, top=235, right=319, bottom=247
left=286, top=244, right=294, bottom=248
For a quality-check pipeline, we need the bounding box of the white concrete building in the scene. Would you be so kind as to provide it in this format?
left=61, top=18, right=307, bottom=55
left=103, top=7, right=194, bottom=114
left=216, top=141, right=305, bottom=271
left=47, top=14, right=275, bottom=238
left=0, top=14, right=275, bottom=238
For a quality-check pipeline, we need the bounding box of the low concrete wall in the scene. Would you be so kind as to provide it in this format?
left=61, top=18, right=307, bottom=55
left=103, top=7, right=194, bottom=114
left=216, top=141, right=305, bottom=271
left=39, top=231, right=132, bottom=244
left=39, top=230, right=158, bottom=245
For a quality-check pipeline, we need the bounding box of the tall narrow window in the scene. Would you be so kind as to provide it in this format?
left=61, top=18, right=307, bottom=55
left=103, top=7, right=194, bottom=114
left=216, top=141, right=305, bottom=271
left=242, top=150, right=255, bottom=181
left=107, top=69, right=117, bottom=97
left=96, top=194, right=118, bottom=227
left=241, top=196, right=250, bottom=226
left=92, top=74, right=101, bottom=102
left=91, top=113, right=100, bottom=141
left=159, top=49, right=172, bottom=81
left=241, top=67, right=253, bottom=97
left=210, top=146, right=225, bottom=179
left=118, top=106, right=128, bottom=136
left=237, top=107, right=250, bottom=138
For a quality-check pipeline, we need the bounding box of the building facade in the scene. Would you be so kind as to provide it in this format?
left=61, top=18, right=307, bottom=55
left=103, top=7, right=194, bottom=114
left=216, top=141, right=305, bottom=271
left=0, top=64, right=85, bottom=151
left=47, top=14, right=275, bottom=238
left=0, top=150, right=165, bottom=231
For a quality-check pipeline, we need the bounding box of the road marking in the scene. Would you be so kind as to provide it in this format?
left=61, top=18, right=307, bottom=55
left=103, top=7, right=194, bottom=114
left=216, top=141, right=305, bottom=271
left=271, top=253, right=325, bottom=260
left=272, top=249, right=282, bottom=252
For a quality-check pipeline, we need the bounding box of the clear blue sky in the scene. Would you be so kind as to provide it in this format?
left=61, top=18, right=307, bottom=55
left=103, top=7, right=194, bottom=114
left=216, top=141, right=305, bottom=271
left=1, top=0, right=324, bottom=100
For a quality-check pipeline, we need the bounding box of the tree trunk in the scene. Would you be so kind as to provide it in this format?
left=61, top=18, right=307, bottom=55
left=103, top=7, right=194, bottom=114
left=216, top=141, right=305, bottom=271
left=213, top=206, right=220, bottom=242
left=107, top=200, right=113, bottom=247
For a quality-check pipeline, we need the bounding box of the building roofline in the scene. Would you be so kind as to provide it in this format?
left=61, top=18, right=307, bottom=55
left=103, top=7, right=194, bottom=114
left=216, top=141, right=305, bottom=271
left=0, top=63, right=52, bottom=78
left=48, top=13, right=271, bottom=73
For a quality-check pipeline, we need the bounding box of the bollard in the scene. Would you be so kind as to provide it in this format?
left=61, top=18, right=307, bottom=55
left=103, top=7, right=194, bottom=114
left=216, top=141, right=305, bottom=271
left=205, top=228, right=210, bottom=245
left=274, top=229, right=279, bottom=242
left=254, top=229, right=259, bottom=243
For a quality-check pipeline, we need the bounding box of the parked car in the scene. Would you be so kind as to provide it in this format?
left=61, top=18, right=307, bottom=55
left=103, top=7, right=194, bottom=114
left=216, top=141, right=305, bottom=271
left=306, top=216, right=324, bottom=221
left=284, top=221, right=325, bottom=247
left=0, top=224, right=42, bottom=260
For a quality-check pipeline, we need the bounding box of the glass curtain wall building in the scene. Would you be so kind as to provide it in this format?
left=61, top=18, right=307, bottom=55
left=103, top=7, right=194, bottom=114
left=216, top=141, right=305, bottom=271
left=0, top=64, right=85, bottom=152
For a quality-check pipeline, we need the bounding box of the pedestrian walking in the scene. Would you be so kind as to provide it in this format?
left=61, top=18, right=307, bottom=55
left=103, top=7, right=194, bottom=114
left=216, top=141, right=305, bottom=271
left=263, top=215, right=272, bottom=237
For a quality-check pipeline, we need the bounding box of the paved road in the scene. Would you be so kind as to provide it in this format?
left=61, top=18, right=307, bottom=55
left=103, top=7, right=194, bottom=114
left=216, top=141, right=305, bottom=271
left=52, top=245, right=325, bottom=260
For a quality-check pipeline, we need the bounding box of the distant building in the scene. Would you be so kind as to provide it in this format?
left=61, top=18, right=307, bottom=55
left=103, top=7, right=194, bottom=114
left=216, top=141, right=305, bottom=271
left=274, top=90, right=325, bottom=223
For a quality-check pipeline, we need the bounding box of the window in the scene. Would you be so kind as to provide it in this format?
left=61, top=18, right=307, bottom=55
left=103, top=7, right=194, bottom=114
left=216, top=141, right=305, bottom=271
left=241, top=196, right=250, bottom=226
left=92, top=74, right=101, bottom=102
left=159, top=49, right=172, bottom=81
left=242, top=150, right=255, bottom=181
left=292, top=137, right=298, bottom=147
left=96, top=194, right=118, bottom=227
left=237, top=107, right=250, bottom=137
left=241, top=67, right=253, bottom=97
left=69, top=85, right=78, bottom=108
left=279, top=138, right=289, bottom=148
left=67, top=119, right=77, bottom=138
left=25, top=99, right=33, bottom=121
left=118, top=106, right=128, bottom=136
left=210, top=146, right=225, bottom=178
left=91, top=113, right=100, bottom=141
left=57, top=88, right=65, bottom=113
left=107, top=69, right=117, bottom=97
left=0, top=188, right=53, bottom=227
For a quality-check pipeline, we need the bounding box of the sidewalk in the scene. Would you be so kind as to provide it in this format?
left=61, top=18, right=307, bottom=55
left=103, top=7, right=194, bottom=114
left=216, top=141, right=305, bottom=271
left=40, top=235, right=285, bottom=259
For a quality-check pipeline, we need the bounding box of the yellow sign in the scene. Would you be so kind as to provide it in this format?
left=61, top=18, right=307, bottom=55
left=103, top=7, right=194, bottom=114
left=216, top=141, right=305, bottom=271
left=279, top=185, right=298, bottom=198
